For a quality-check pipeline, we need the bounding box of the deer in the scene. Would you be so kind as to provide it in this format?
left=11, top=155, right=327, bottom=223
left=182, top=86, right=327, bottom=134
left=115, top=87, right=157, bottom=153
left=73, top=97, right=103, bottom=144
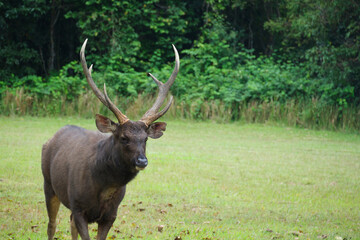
left=41, top=39, right=179, bottom=240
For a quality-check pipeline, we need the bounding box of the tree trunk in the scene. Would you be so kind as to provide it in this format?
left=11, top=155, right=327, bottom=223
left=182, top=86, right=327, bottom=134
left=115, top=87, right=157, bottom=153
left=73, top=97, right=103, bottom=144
left=39, top=46, right=48, bottom=76
left=48, top=0, right=60, bottom=72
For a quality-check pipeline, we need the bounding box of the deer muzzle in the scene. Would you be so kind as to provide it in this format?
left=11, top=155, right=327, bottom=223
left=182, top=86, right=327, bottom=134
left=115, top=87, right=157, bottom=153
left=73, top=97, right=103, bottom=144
left=135, top=157, right=148, bottom=171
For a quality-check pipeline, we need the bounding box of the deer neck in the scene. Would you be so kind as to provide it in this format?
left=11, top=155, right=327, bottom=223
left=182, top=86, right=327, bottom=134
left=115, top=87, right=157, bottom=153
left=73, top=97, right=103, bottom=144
left=92, top=135, right=138, bottom=188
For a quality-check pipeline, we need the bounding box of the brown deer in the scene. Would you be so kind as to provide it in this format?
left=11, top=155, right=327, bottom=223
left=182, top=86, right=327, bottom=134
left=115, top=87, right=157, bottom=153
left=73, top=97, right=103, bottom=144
left=41, top=39, right=179, bottom=240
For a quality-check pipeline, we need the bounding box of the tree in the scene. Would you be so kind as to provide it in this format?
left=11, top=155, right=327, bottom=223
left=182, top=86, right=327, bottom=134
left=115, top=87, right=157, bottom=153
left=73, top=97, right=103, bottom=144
left=264, top=0, right=360, bottom=103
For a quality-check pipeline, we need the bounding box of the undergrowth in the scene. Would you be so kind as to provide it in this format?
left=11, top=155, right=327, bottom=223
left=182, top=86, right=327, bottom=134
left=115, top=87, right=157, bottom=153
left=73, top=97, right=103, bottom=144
left=1, top=90, right=359, bottom=132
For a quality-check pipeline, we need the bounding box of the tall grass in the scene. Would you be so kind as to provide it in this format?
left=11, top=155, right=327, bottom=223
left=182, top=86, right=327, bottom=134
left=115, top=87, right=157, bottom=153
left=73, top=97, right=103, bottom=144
left=1, top=89, right=359, bottom=131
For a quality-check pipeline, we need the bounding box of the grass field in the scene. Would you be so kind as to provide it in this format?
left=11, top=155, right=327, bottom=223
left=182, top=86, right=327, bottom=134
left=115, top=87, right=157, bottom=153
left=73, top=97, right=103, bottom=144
left=0, top=116, right=359, bottom=240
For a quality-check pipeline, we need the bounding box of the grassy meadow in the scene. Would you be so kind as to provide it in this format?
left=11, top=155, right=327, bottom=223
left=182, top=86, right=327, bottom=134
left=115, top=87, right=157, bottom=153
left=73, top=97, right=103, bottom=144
left=0, top=116, right=359, bottom=239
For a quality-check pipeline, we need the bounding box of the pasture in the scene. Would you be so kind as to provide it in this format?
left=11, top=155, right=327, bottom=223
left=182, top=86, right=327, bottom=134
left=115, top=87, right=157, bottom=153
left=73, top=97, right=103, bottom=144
left=0, top=117, right=359, bottom=239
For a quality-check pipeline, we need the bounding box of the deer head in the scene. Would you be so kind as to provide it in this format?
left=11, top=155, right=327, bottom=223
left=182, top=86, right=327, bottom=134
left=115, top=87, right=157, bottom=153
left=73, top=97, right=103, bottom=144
left=79, top=39, right=179, bottom=171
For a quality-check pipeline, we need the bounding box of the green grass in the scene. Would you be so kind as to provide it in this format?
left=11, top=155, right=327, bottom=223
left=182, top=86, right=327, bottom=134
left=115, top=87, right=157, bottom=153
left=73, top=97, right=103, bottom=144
left=0, top=116, right=359, bottom=239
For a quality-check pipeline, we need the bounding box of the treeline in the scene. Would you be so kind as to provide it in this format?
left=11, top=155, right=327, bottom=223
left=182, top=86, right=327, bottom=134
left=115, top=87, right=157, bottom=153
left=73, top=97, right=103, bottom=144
left=1, top=0, right=359, bottom=130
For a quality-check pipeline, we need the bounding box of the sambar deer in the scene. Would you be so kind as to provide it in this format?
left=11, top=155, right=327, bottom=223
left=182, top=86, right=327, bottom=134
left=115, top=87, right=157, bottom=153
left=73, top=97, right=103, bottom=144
left=41, top=39, right=179, bottom=240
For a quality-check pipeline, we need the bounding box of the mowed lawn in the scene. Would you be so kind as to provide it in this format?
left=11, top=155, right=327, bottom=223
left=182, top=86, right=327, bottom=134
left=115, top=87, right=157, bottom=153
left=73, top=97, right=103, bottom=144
left=0, top=116, right=359, bottom=240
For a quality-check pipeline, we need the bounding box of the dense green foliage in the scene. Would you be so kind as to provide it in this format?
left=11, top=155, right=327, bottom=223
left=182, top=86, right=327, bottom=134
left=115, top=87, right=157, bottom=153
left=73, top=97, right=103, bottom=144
left=1, top=0, right=359, bottom=129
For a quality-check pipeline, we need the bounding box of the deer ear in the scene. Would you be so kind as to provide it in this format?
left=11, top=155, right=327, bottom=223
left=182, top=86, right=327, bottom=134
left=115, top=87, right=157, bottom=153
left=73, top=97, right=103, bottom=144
left=95, top=114, right=117, bottom=133
left=147, top=122, right=167, bottom=139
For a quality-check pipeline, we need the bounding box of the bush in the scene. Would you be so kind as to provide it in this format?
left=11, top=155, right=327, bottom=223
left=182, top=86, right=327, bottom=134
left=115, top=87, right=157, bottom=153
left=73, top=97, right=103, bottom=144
left=1, top=17, right=358, bottom=131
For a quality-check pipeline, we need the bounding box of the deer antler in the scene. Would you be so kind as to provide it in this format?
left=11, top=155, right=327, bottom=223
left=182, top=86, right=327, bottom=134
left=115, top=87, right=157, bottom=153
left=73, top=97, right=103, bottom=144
left=80, top=39, right=129, bottom=125
left=140, top=44, right=180, bottom=126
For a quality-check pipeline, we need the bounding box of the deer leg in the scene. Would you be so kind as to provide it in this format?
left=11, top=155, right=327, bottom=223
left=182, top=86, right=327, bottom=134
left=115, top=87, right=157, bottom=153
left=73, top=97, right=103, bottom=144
left=96, top=216, right=116, bottom=240
left=70, top=214, right=79, bottom=240
left=44, top=182, right=60, bottom=240
left=72, top=211, right=90, bottom=240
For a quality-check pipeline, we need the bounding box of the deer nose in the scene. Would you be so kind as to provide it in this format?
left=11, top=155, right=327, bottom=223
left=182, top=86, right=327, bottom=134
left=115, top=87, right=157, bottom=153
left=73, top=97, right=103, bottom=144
left=135, top=157, right=148, bottom=170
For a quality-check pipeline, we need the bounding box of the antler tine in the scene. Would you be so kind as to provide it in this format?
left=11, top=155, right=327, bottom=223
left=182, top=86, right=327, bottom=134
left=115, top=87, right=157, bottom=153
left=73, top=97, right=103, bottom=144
left=143, top=96, right=174, bottom=125
left=80, top=39, right=129, bottom=125
left=141, top=44, right=180, bottom=126
left=80, top=39, right=107, bottom=107
left=103, top=83, right=129, bottom=124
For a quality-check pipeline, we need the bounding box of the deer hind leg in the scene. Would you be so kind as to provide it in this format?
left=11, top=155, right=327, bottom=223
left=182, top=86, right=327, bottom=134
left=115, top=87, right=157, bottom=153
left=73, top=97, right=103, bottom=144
left=70, top=213, right=79, bottom=240
left=44, top=182, right=60, bottom=240
left=72, top=211, right=91, bottom=240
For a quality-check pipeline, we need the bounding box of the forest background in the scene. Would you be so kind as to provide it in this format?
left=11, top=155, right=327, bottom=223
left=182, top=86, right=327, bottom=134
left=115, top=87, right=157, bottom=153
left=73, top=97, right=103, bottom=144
left=1, top=0, right=359, bottom=131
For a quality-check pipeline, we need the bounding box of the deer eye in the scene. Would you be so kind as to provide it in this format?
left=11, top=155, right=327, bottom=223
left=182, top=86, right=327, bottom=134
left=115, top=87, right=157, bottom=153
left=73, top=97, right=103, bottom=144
left=120, top=136, right=130, bottom=144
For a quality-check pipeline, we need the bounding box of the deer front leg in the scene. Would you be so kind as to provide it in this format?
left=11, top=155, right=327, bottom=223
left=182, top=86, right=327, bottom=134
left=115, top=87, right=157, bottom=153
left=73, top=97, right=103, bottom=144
left=96, top=216, right=116, bottom=240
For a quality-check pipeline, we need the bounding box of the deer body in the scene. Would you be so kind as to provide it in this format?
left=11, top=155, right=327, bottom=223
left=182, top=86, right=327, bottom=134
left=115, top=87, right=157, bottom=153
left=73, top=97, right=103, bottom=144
left=42, top=125, right=137, bottom=239
left=42, top=125, right=134, bottom=213
left=42, top=39, right=179, bottom=240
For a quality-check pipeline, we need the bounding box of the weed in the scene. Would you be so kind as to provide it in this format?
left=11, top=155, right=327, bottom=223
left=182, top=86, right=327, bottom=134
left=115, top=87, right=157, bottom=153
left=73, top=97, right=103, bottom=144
left=1, top=90, right=359, bottom=132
